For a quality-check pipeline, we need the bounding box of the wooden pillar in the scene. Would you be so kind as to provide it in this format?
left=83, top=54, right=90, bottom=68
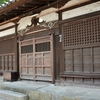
left=56, top=11, right=64, bottom=80
left=15, top=22, right=19, bottom=73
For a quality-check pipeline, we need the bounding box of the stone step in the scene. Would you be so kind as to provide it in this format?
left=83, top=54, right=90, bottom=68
left=0, top=99, right=6, bottom=100
left=0, top=90, right=28, bottom=100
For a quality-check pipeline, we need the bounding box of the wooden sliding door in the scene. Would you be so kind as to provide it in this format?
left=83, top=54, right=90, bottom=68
left=19, top=35, right=54, bottom=82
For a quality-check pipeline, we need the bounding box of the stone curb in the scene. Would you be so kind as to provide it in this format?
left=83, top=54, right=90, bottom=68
left=29, top=91, right=81, bottom=100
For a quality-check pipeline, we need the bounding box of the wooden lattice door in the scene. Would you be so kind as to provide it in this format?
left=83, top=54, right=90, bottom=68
left=19, top=35, right=54, bottom=82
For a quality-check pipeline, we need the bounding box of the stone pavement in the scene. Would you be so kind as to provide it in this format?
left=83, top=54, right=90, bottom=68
left=0, top=78, right=100, bottom=100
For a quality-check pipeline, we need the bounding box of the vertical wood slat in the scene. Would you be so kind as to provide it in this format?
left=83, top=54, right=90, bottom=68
left=91, top=47, right=93, bottom=72
left=80, top=48, right=83, bottom=83
left=2, top=56, right=4, bottom=70
left=19, top=41, right=21, bottom=78
left=91, top=47, right=94, bottom=83
left=7, top=56, right=9, bottom=70
left=42, top=53, right=43, bottom=75
left=11, top=55, right=13, bottom=70
left=51, top=34, right=54, bottom=83
left=26, top=54, right=27, bottom=74
left=80, top=48, right=83, bottom=72
left=71, top=49, right=74, bottom=72
left=3, top=56, right=6, bottom=70
left=33, top=38, right=35, bottom=80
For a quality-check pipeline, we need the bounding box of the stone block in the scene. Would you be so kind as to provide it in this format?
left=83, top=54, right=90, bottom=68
left=39, top=92, right=51, bottom=100
left=0, top=90, right=28, bottom=100
left=29, top=91, right=40, bottom=100
left=0, top=99, right=6, bottom=100
left=52, top=94, right=62, bottom=100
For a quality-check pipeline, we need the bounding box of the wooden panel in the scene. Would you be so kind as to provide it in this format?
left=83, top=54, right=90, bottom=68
left=73, top=49, right=81, bottom=72
left=43, top=57, right=50, bottom=65
left=5, top=56, right=8, bottom=70
left=74, top=78, right=82, bottom=84
left=83, top=78, right=93, bottom=84
left=8, top=55, right=12, bottom=71
left=35, top=67, right=42, bottom=74
left=27, top=54, right=33, bottom=66
left=21, top=40, right=33, bottom=45
left=35, top=58, right=42, bottom=65
left=35, top=36, right=50, bottom=44
left=43, top=67, right=51, bottom=75
left=0, top=54, right=15, bottom=72
left=64, top=47, right=100, bottom=84
left=2, top=56, right=4, bottom=70
left=27, top=67, right=33, bottom=74
left=93, top=47, right=100, bottom=73
left=0, top=57, right=2, bottom=70
left=64, top=50, right=72, bottom=72
left=21, top=67, right=26, bottom=74
left=94, top=79, right=100, bottom=84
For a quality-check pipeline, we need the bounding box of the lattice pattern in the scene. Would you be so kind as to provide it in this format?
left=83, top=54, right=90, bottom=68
left=0, top=38, right=15, bottom=54
left=21, top=45, right=33, bottom=54
left=35, top=42, right=50, bottom=52
left=62, top=17, right=100, bottom=49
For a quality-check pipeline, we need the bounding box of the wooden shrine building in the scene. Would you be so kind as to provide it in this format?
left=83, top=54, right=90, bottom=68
left=0, top=0, right=100, bottom=85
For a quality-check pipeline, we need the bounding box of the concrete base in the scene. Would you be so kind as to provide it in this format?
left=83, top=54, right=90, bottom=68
left=0, top=80, right=100, bottom=100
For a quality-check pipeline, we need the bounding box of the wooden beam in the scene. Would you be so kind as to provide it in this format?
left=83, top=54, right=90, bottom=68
left=0, top=25, right=15, bottom=32
left=0, top=17, right=19, bottom=26
left=0, top=0, right=32, bottom=15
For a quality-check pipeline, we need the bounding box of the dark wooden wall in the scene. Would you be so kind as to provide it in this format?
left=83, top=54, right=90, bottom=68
left=60, top=11, right=100, bottom=85
left=0, top=34, right=17, bottom=73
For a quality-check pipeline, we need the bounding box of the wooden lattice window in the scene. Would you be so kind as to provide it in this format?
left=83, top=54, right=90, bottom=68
left=62, top=16, right=100, bottom=49
left=0, top=37, right=15, bottom=54
left=35, top=42, right=50, bottom=52
left=21, top=45, right=33, bottom=54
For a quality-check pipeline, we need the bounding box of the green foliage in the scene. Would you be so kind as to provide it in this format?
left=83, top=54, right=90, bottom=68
left=0, top=0, right=7, bottom=5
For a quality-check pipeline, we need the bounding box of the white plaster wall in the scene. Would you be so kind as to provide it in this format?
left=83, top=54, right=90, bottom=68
left=63, top=1, right=100, bottom=20
left=0, top=22, right=15, bottom=37
left=0, top=28, right=15, bottom=37
left=17, top=16, right=33, bottom=31
left=37, top=7, right=58, bottom=22
left=39, top=12, right=58, bottom=22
